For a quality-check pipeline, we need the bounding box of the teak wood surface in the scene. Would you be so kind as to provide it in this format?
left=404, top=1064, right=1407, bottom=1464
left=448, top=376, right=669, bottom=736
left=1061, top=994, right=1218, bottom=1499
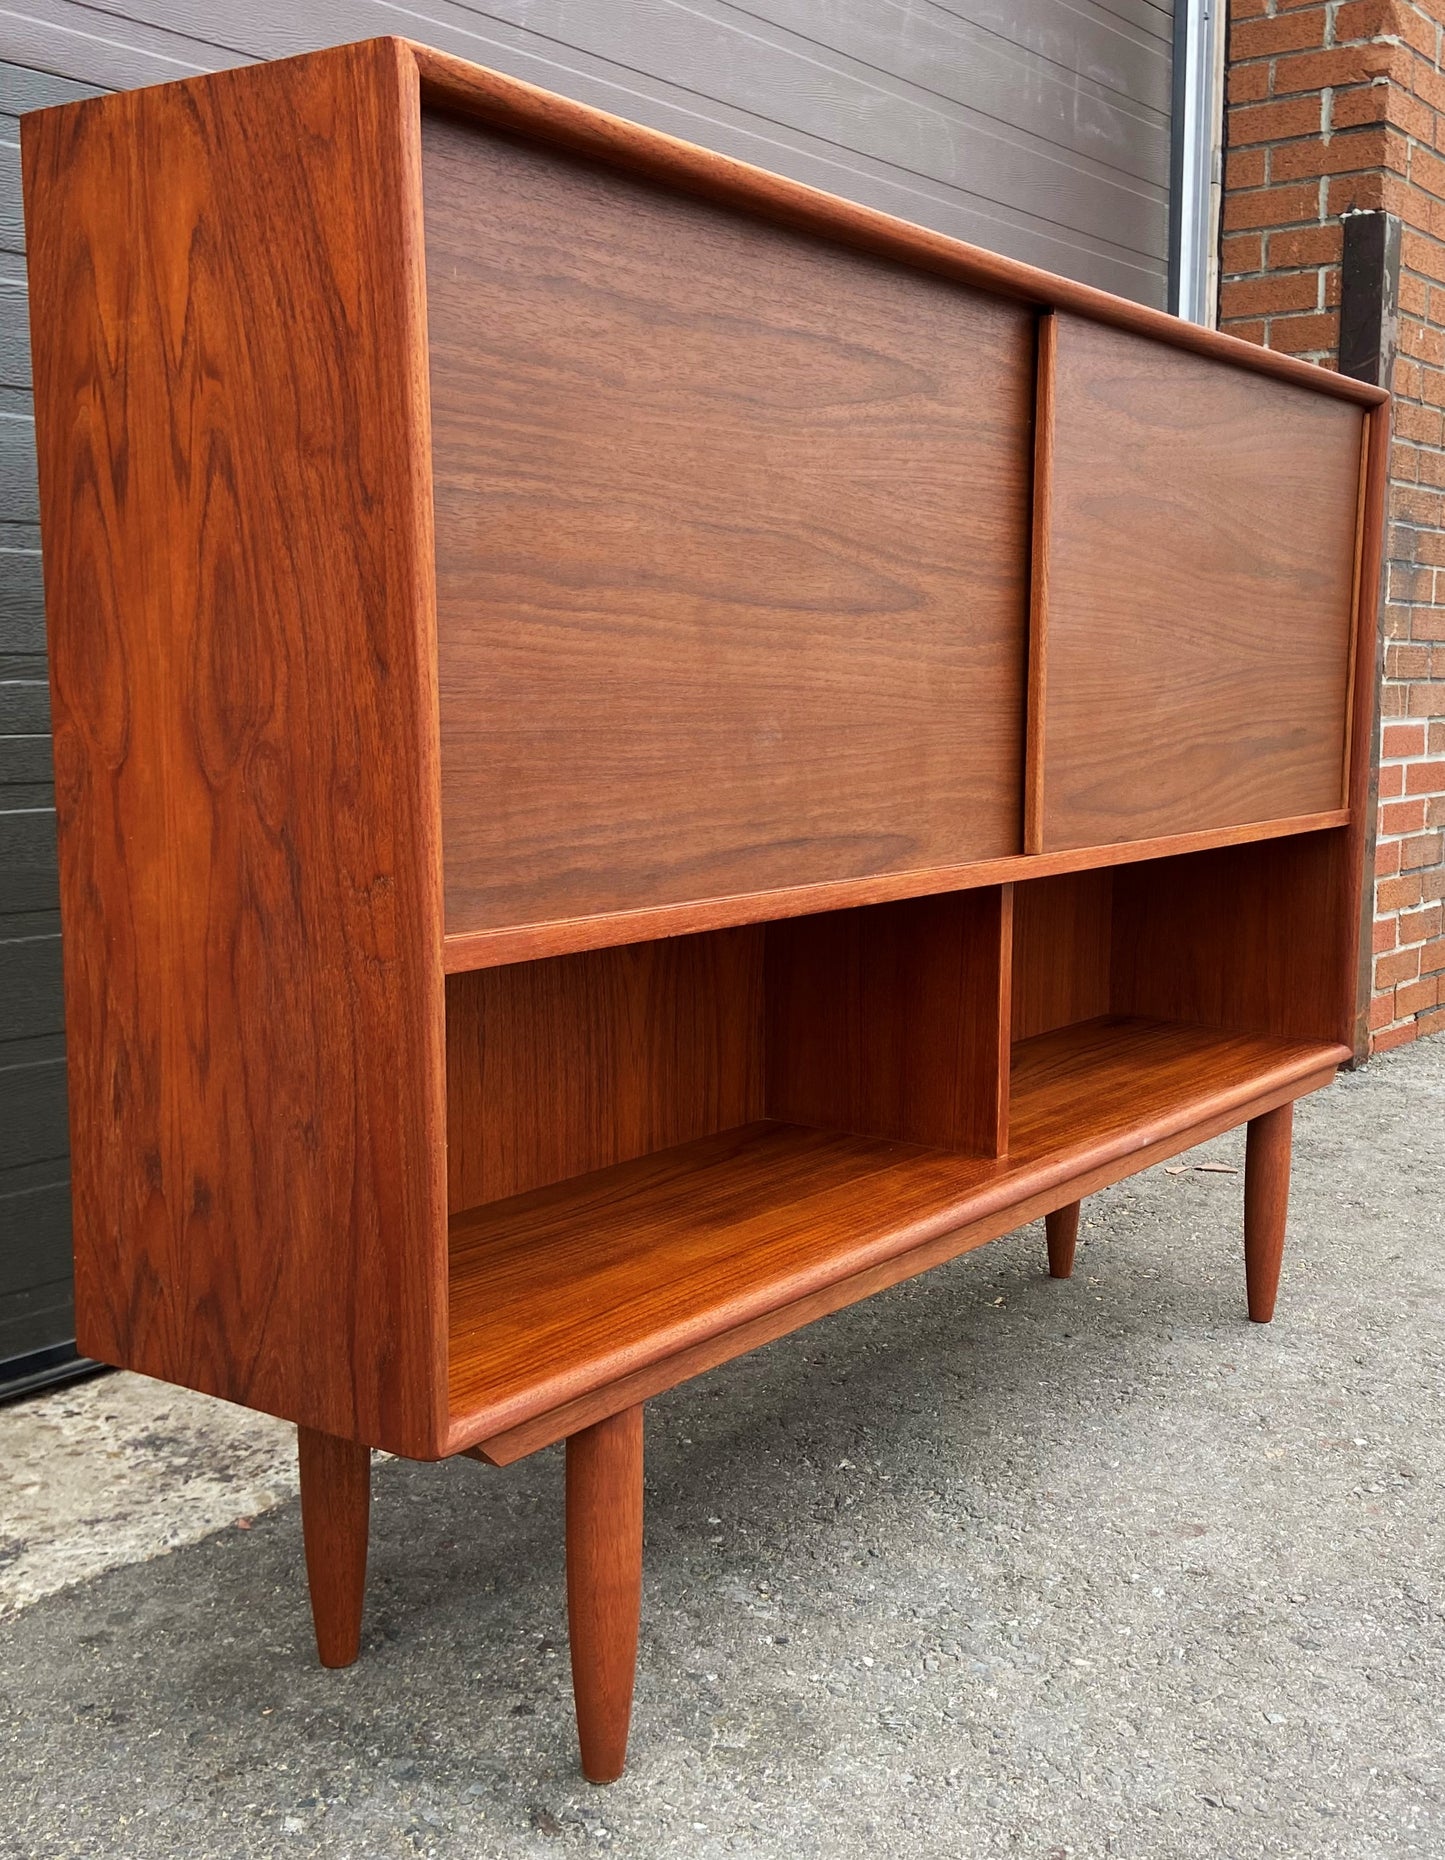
left=22, top=33, right=1387, bottom=1469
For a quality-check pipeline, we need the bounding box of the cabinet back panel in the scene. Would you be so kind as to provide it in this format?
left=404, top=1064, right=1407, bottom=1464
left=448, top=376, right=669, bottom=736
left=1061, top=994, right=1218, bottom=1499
left=424, top=113, right=1032, bottom=938
left=1110, top=832, right=1353, bottom=1046
left=1041, top=316, right=1362, bottom=851
left=446, top=928, right=765, bottom=1212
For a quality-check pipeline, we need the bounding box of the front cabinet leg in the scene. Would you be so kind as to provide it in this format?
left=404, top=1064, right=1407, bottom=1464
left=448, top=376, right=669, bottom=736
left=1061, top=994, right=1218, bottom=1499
left=297, top=1426, right=370, bottom=1668
left=566, top=1405, right=644, bottom=1783
left=1046, top=1201, right=1080, bottom=1279
left=1244, top=1101, right=1294, bottom=1324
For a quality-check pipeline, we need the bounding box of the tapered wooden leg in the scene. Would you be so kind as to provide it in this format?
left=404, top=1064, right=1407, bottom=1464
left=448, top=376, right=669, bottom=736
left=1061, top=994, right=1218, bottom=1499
left=1244, top=1101, right=1293, bottom=1324
left=297, top=1426, right=370, bottom=1668
left=566, top=1405, right=644, bottom=1784
left=1046, top=1201, right=1080, bottom=1279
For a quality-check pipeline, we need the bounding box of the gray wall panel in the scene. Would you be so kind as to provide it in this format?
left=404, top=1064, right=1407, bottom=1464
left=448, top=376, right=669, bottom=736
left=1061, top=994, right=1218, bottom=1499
left=0, top=0, right=1174, bottom=1379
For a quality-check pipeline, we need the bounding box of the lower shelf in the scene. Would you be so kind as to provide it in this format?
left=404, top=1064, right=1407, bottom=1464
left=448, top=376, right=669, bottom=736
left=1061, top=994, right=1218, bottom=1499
left=447, top=1015, right=1347, bottom=1450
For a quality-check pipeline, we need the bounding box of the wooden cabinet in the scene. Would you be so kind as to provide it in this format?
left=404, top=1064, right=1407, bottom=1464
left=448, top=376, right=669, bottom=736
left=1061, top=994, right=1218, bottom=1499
left=21, top=36, right=1387, bottom=1783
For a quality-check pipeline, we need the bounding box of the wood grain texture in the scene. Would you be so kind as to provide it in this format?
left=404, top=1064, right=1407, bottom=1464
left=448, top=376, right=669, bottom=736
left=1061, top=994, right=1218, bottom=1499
left=1346, top=401, right=1393, bottom=1058
left=1024, top=310, right=1056, bottom=856
left=446, top=930, right=764, bottom=1213
left=447, top=1016, right=1346, bottom=1445
left=765, top=889, right=1011, bottom=1157
left=1244, top=1102, right=1293, bottom=1323
left=21, top=41, right=449, bottom=1456
left=298, top=1427, right=371, bottom=1668
left=1111, top=830, right=1352, bottom=1046
left=408, top=42, right=1386, bottom=411
left=1045, top=1202, right=1080, bottom=1280
left=1010, top=870, right=1113, bottom=1042
left=439, top=809, right=1348, bottom=975
left=566, top=1406, right=644, bottom=1784
left=1040, top=316, right=1364, bottom=850
left=423, top=112, right=1032, bottom=936
left=469, top=1056, right=1337, bottom=1466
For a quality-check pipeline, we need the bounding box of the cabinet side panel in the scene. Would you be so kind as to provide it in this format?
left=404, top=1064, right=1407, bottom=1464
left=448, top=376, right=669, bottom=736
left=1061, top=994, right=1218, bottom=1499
left=424, top=114, right=1032, bottom=937
left=446, top=929, right=766, bottom=1212
left=1042, top=317, right=1362, bottom=850
left=22, top=43, right=448, bottom=1455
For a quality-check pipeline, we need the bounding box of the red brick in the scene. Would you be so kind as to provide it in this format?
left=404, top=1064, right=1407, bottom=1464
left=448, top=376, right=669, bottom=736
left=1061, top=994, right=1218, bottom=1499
left=1372, top=1018, right=1418, bottom=1049
left=1380, top=762, right=1407, bottom=798
left=1401, top=320, right=1445, bottom=367
left=1232, top=9, right=1328, bottom=59
left=1219, top=316, right=1268, bottom=346
left=1327, top=169, right=1412, bottom=215
left=1383, top=798, right=1428, bottom=832
left=1269, top=310, right=1340, bottom=352
left=1411, top=607, right=1445, bottom=638
left=1222, top=181, right=1323, bottom=231
left=1275, top=44, right=1407, bottom=97
left=1380, top=947, right=1423, bottom=989
left=1383, top=721, right=1429, bottom=757
left=1430, top=721, right=1445, bottom=753
left=1410, top=141, right=1445, bottom=200
left=1392, top=485, right=1445, bottom=526
left=1221, top=272, right=1322, bottom=317
left=1422, top=936, right=1445, bottom=972
left=1402, top=829, right=1445, bottom=863
left=1369, top=989, right=1400, bottom=1032
left=1405, top=757, right=1445, bottom=791
left=1401, top=227, right=1445, bottom=284
left=1395, top=974, right=1442, bottom=1014
left=1417, top=1004, right=1445, bottom=1035
left=1221, top=231, right=1265, bottom=274
left=1267, top=224, right=1342, bottom=267
left=1333, top=0, right=1404, bottom=38
left=1400, top=903, right=1444, bottom=941
left=1229, top=61, right=1271, bottom=104
left=1273, top=126, right=1397, bottom=180
left=1401, top=271, right=1431, bottom=318
left=1409, top=683, right=1445, bottom=715
left=1378, top=872, right=1422, bottom=910
left=1227, top=147, right=1268, bottom=190
left=1230, top=96, right=1325, bottom=144
left=1394, top=439, right=1423, bottom=481
left=1428, top=795, right=1445, bottom=826
left=1374, top=915, right=1399, bottom=952
left=1393, top=403, right=1443, bottom=445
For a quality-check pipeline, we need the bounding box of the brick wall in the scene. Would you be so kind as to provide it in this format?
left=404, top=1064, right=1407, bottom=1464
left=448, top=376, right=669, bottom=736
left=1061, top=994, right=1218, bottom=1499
left=1221, top=0, right=1445, bottom=1050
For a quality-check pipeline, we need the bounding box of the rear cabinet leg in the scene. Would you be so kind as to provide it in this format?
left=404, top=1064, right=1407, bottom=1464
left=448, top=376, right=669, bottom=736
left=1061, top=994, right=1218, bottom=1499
left=1046, top=1201, right=1080, bottom=1279
left=1244, top=1101, right=1294, bottom=1324
left=297, top=1426, right=371, bottom=1668
left=566, top=1405, right=645, bottom=1784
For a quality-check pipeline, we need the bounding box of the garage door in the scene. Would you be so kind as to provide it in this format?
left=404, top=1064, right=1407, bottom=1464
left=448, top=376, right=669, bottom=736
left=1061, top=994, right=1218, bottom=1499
left=0, top=0, right=1176, bottom=1391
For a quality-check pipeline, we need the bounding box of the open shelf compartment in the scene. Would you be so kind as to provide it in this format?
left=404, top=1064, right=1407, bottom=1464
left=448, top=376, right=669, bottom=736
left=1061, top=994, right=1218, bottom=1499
left=446, top=1011, right=1345, bottom=1453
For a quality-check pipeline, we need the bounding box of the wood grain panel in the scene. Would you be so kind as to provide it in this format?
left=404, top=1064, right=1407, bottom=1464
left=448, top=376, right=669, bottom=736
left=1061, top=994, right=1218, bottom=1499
left=412, top=44, right=1387, bottom=413
left=1110, top=830, right=1353, bottom=1046
left=21, top=42, right=449, bottom=1456
left=1040, top=316, right=1364, bottom=850
left=447, top=1015, right=1346, bottom=1441
left=423, top=112, right=1032, bottom=938
left=765, top=888, right=1011, bottom=1156
left=1010, top=870, right=1113, bottom=1041
left=446, top=930, right=764, bottom=1213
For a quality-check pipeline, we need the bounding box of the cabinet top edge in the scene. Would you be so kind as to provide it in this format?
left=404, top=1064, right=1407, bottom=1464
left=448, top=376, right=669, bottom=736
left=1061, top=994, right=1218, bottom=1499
left=21, top=34, right=1386, bottom=412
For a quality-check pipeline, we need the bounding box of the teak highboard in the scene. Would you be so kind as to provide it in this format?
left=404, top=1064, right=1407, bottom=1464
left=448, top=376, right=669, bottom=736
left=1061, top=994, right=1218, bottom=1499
left=22, top=36, right=1387, bottom=1783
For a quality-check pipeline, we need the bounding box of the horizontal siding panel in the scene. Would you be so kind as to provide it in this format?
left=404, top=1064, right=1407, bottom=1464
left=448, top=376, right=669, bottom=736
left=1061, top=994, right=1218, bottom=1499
left=0, top=935, right=62, bottom=1037
left=0, top=1052, right=67, bottom=1173
left=0, top=1178, right=71, bottom=1297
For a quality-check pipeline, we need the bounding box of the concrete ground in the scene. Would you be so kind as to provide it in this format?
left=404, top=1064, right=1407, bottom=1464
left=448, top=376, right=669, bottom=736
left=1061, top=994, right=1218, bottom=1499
left=1, top=1037, right=1442, bottom=1860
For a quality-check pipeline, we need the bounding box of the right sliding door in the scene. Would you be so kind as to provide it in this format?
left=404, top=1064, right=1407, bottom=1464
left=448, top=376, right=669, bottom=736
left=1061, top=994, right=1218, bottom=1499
left=1036, top=315, right=1365, bottom=852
